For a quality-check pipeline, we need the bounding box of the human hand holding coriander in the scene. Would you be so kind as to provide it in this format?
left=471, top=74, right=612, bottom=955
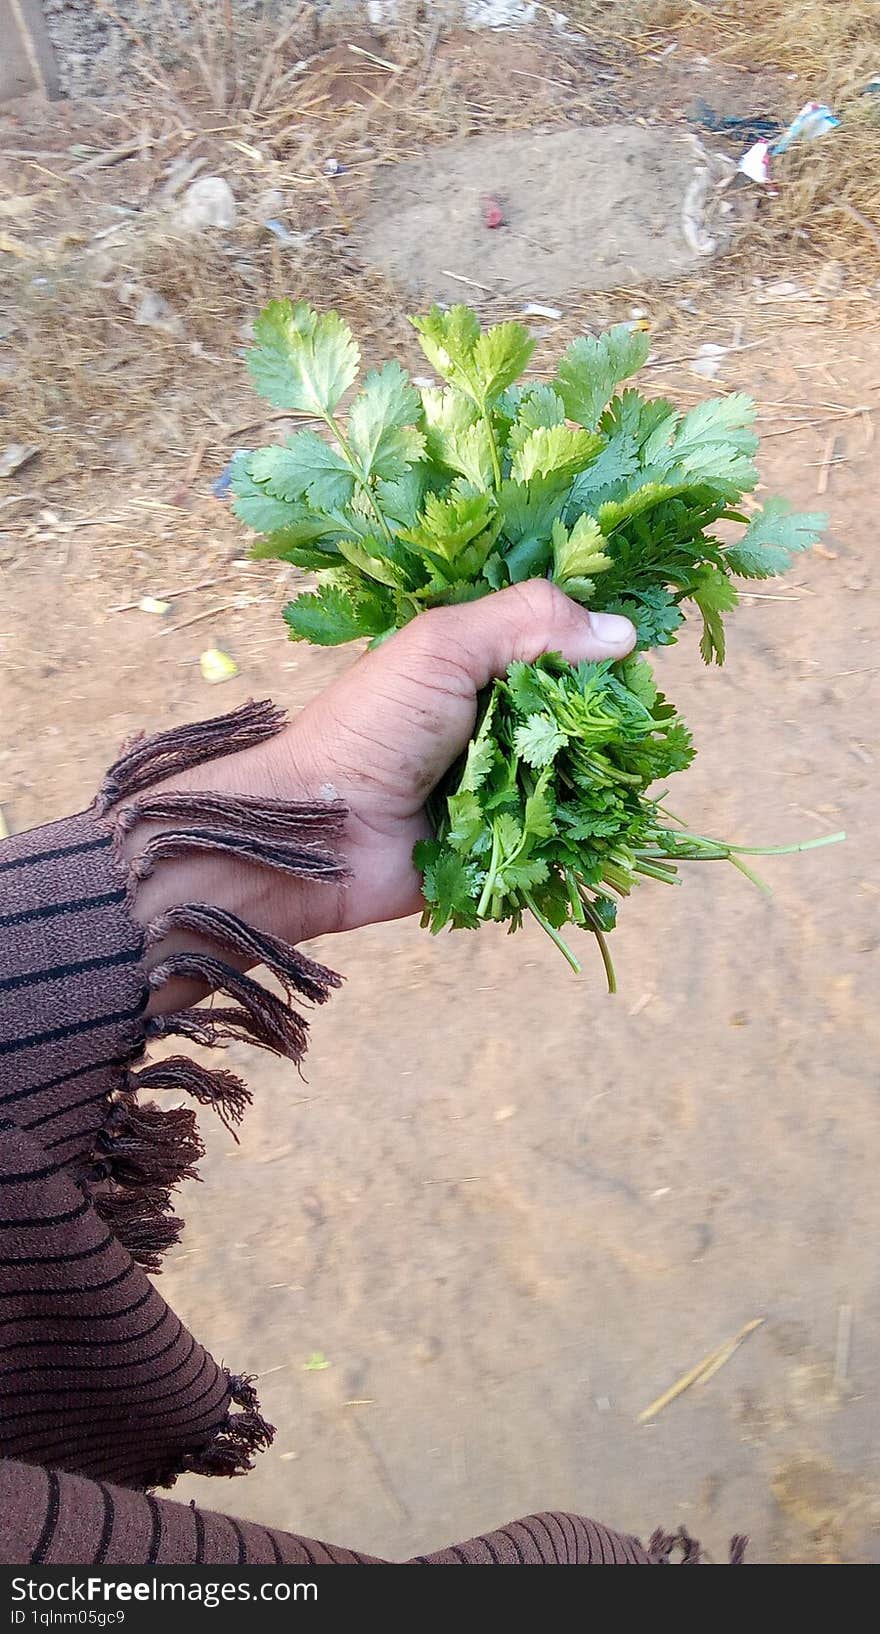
left=133, top=582, right=634, bottom=998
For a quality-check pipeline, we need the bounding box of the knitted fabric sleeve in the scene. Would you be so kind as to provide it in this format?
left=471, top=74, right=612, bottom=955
left=0, top=701, right=741, bottom=1567
left=0, top=701, right=345, bottom=1491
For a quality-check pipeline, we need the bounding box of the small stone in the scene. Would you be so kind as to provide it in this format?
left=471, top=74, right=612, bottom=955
left=174, top=176, right=237, bottom=232
left=133, top=289, right=182, bottom=335
left=0, top=443, right=40, bottom=479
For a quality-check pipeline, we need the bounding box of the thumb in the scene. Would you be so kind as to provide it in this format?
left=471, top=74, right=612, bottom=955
left=413, top=579, right=636, bottom=693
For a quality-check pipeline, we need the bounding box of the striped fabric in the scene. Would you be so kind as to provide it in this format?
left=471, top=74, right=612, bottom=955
left=0, top=705, right=716, bottom=1566
left=0, top=809, right=233, bottom=1492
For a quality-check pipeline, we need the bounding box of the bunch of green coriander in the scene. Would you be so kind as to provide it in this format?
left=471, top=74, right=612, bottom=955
left=231, top=300, right=841, bottom=981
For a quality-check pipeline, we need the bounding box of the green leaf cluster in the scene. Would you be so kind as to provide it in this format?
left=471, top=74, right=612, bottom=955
left=233, top=301, right=830, bottom=975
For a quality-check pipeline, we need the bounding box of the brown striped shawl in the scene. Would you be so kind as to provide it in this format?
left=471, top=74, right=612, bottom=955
left=0, top=702, right=736, bottom=1566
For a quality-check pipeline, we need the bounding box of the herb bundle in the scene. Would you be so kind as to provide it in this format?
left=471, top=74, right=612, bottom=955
left=232, top=300, right=840, bottom=980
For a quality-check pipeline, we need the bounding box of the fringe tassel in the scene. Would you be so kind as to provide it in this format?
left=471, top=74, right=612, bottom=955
left=94, top=700, right=287, bottom=815
left=145, top=904, right=342, bottom=1005
left=91, top=1189, right=184, bottom=1273
left=148, top=954, right=310, bottom=1060
left=82, top=698, right=345, bottom=1459
left=130, top=826, right=346, bottom=885
left=99, top=1097, right=204, bottom=1190
left=116, top=790, right=348, bottom=844
left=647, top=1527, right=704, bottom=1565
left=182, top=1375, right=275, bottom=1477
left=134, top=1055, right=252, bottom=1133
left=86, top=1098, right=203, bottom=1270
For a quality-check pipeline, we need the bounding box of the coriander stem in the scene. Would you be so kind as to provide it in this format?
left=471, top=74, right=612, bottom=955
left=565, top=868, right=587, bottom=925
left=727, top=852, right=771, bottom=894
left=522, top=890, right=581, bottom=974
left=480, top=399, right=503, bottom=489
left=579, top=897, right=617, bottom=994
left=323, top=409, right=396, bottom=546
left=477, top=825, right=502, bottom=919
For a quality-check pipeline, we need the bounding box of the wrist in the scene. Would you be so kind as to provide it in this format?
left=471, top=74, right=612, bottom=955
left=120, top=723, right=349, bottom=1013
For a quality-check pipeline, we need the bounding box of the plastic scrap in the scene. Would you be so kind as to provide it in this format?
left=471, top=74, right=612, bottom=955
left=521, top=302, right=563, bottom=320
left=773, top=101, right=840, bottom=154
left=212, top=451, right=250, bottom=499
left=738, top=140, right=773, bottom=186
left=691, top=99, right=780, bottom=142
left=739, top=100, right=840, bottom=188
left=689, top=342, right=727, bottom=381
left=264, top=217, right=296, bottom=244
left=482, top=194, right=506, bottom=229
left=138, top=596, right=171, bottom=616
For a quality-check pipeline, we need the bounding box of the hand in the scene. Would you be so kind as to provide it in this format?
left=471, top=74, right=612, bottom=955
left=134, top=584, right=634, bottom=1005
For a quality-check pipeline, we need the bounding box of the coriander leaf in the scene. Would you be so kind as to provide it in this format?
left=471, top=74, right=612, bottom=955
left=472, top=321, right=535, bottom=403
left=598, top=482, right=686, bottom=533
left=601, top=389, right=679, bottom=448
left=498, top=475, right=570, bottom=581
left=347, top=362, right=426, bottom=482
left=551, top=514, right=611, bottom=584
left=248, top=299, right=359, bottom=415
left=617, top=655, right=657, bottom=708
left=403, top=488, right=500, bottom=575
left=249, top=432, right=354, bottom=510
left=598, top=587, right=684, bottom=649
left=505, top=659, right=551, bottom=717
left=501, top=857, right=550, bottom=891
left=251, top=530, right=340, bottom=569
left=725, top=497, right=827, bottom=579
left=511, top=424, right=604, bottom=483
left=446, top=790, right=485, bottom=852
left=416, top=842, right=481, bottom=930
left=567, top=430, right=640, bottom=505
left=411, top=304, right=481, bottom=390
left=513, top=713, right=568, bottom=768
left=666, top=393, right=758, bottom=493
left=283, top=582, right=392, bottom=646
left=689, top=565, right=739, bottom=665
left=375, top=465, right=432, bottom=527
left=461, top=693, right=499, bottom=792
left=437, top=420, right=496, bottom=488
left=482, top=551, right=509, bottom=590
left=555, top=325, right=651, bottom=429
left=336, top=533, right=416, bottom=589
left=506, top=384, right=568, bottom=459
left=560, top=576, right=598, bottom=604
left=421, top=388, right=493, bottom=485
left=411, top=306, right=533, bottom=407
left=495, top=812, right=523, bottom=855
left=232, top=489, right=306, bottom=535
left=524, top=776, right=555, bottom=840
left=230, top=452, right=312, bottom=532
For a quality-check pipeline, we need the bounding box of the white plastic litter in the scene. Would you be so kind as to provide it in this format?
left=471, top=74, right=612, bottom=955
left=738, top=140, right=772, bottom=185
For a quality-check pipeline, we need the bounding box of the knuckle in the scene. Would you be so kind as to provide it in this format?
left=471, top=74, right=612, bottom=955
left=509, top=576, right=573, bottom=632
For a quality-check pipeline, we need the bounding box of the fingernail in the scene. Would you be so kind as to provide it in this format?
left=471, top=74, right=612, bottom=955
left=587, top=610, right=636, bottom=647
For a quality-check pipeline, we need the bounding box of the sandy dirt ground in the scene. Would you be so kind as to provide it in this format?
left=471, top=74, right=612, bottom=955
left=2, top=22, right=880, bottom=1566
